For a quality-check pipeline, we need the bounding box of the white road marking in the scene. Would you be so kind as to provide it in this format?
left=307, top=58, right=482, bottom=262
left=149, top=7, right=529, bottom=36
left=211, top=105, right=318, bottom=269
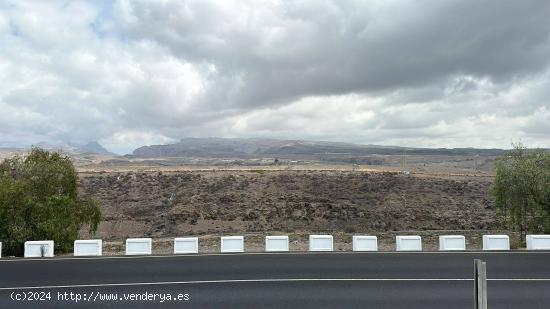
left=1, top=278, right=549, bottom=291
left=0, top=279, right=472, bottom=291
left=488, top=278, right=550, bottom=281
left=2, top=250, right=550, bottom=262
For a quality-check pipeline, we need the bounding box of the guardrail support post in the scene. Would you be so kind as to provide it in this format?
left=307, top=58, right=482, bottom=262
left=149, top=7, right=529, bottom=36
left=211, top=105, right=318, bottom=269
left=474, top=259, right=488, bottom=309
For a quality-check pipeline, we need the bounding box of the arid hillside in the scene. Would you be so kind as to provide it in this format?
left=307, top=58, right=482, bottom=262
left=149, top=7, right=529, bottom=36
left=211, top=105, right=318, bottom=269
left=79, top=170, right=498, bottom=241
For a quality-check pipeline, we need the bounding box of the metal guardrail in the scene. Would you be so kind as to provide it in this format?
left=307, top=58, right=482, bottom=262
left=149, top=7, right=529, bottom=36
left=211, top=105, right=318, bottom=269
left=474, top=259, right=487, bottom=309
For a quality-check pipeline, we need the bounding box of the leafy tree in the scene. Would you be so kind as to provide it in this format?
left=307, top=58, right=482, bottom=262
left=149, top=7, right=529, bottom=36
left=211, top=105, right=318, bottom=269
left=0, top=148, right=101, bottom=256
left=492, top=144, right=550, bottom=242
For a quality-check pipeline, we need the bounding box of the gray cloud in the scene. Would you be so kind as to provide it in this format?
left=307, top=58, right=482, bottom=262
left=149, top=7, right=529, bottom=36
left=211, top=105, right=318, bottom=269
left=0, top=0, right=549, bottom=153
left=116, top=0, right=550, bottom=105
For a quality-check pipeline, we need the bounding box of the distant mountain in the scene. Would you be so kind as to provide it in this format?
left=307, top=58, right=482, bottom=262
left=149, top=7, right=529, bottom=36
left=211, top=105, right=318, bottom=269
left=69, top=141, right=113, bottom=155
left=33, top=141, right=114, bottom=155
left=132, top=137, right=508, bottom=158
left=34, top=141, right=77, bottom=153
left=133, top=137, right=290, bottom=157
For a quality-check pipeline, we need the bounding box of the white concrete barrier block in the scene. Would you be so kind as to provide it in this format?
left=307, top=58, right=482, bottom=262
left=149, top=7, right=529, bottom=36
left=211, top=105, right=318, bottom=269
left=483, top=235, right=510, bottom=251
left=265, top=236, right=289, bottom=252
left=174, top=237, right=199, bottom=254
left=24, top=241, right=54, bottom=257
left=74, top=239, right=103, bottom=256
left=309, top=235, right=333, bottom=252
left=352, top=236, right=378, bottom=251
left=125, top=238, right=152, bottom=255
left=526, top=235, right=550, bottom=250
left=439, top=235, right=466, bottom=251
left=221, top=236, right=244, bottom=253
left=396, top=236, right=422, bottom=251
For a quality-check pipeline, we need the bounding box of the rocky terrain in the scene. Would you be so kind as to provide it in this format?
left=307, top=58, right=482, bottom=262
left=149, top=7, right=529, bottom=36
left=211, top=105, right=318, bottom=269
left=79, top=170, right=501, bottom=250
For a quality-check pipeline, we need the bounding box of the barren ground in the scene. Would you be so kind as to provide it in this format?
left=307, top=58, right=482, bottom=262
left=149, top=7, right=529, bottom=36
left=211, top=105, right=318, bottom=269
left=77, top=168, right=506, bottom=253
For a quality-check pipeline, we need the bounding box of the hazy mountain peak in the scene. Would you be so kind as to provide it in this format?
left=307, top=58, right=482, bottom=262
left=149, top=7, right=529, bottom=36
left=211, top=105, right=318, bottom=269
left=29, top=141, right=113, bottom=155
left=69, top=141, right=113, bottom=155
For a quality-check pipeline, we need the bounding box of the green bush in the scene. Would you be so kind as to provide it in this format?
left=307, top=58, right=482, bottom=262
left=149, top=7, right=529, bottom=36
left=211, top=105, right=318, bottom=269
left=493, top=144, right=550, bottom=242
left=0, top=148, right=101, bottom=256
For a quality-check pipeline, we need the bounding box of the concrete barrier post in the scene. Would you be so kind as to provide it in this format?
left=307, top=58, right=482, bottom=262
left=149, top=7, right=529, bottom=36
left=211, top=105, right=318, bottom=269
left=125, top=238, right=152, bottom=255
left=221, top=236, right=244, bottom=253
left=482, top=235, right=510, bottom=251
left=526, top=235, right=550, bottom=250
left=396, top=236, right=422, bottom=251
left=24, top=241, right=55, bottom=258
left=309, top=235, right=334, bottom=252
left=174, top=237, right=199, bottom=254
left=352, top=236, right=378, bottom=251
left=439, top=235, right=466, bottom=251
left=265, top=236, right=289, bottom=252
left=74, top=240, right=103, bottom=256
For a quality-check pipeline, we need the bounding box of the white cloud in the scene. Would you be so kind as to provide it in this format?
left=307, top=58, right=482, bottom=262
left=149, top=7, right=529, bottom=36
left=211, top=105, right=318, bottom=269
left=99, top=130, right=177, bottom=155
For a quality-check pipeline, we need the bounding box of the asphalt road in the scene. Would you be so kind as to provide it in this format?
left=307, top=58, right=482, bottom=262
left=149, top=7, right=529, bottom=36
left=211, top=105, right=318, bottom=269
left=1, top=252, right=550, bottom=308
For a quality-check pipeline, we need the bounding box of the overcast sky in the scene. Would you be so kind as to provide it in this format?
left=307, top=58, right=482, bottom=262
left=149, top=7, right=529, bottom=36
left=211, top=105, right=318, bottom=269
left=1, top=0, right=550, bottom=154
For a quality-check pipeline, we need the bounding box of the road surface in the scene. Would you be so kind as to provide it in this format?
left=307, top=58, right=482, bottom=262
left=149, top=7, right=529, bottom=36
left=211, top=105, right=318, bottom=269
left=1, top=251, right=549, bottom=308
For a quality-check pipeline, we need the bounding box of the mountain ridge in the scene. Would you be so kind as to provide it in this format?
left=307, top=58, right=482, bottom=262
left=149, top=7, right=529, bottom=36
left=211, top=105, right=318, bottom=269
left=131, top=137, right=508, bottom=158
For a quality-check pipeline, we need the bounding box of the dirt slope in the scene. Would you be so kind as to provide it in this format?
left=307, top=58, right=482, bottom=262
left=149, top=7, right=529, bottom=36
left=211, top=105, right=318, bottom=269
left=78, top=170, right=498, bottom=241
